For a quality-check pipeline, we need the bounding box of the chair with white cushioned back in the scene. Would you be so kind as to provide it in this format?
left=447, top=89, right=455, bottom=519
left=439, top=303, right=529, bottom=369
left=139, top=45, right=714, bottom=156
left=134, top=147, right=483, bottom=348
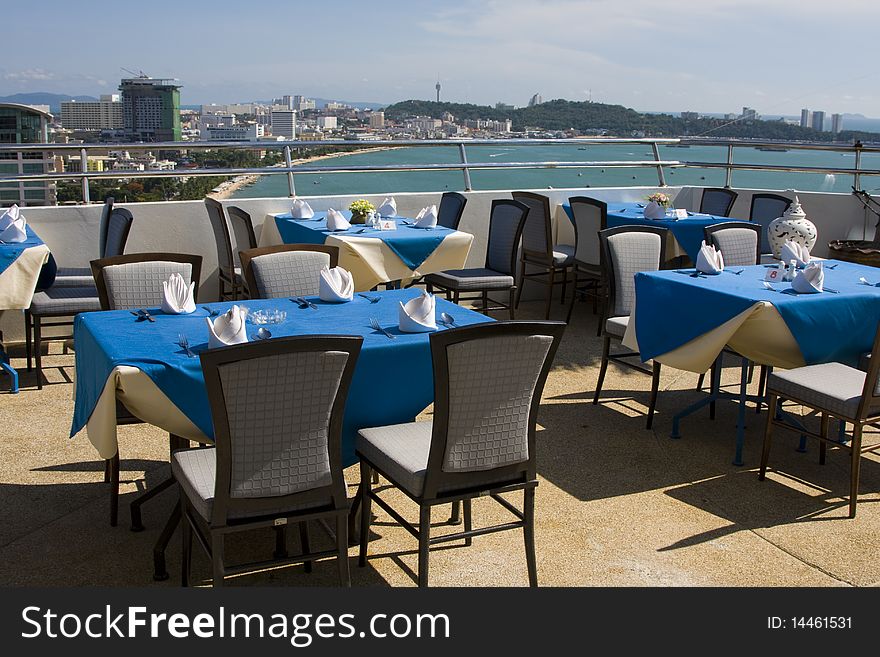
left=356, top=320, right=564, bottom=587
left=240, top=244, right=339, bottom=299
left=593, top=225, right=668, bottom=429
left=759, top=320, right=880, bottom=518
left=704, top=221, right=761, bottom=268
left=565, top=196, right=608, bottom=326
left=699, top=188, right=738, bottom=217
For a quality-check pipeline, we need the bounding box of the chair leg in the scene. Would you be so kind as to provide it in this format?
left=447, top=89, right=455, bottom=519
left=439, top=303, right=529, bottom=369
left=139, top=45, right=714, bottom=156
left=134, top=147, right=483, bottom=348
left=336, top=512, right=351, bottom=587
left=756, top=365, right=769, bottom=415
left=358, top=462, right=372, bottom=567
left=481, top=290, right=489, bottom=315
left=299, top=522, right=312, bottom=573
left=103, top=457, right=111, bottom=483
left=709, top=358, right=719, bottom=420
left=593, top=336, right=610, bottom=405
left=696, top=373, right=705, bottom=392
left=273, top=525, right=288, bottom=559
left=181, top=503, right=192, bottom=587
left=34, top=315, right=43, bottom=390
left=508, top=288, right=516, bottom=319
left=211, top=533, right=225, bottom=587
left=463, top=499, right=472, bottom=547
left=819, top=413, right=829, bottom=465
left=24, top=310, right=32, bottom=371
left=560, top=267, right=568, bottom=304
left=758, top=394, right=778, bottom=480
left=452, top=290, right=460, bottom=306
left=426, top=281, right=433, bottom=294
left=565, top=268, right=578, bottom=324
left=514, top=258, right=525, bottom=310
left=417, top=506, right=431, bottom=587
left=646, top=361, right=661, bottom=429
left=108, top=453, right=119, bottom=527
left=849, top=425, right=863, bottom=518
left=543, top=268, right=553, bottom=320
left=523, top=487, right=538, bottom=587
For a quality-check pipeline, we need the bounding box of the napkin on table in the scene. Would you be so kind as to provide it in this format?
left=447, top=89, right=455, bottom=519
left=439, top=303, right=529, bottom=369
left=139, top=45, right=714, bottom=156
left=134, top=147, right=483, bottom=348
left=326, top=208, right=351, bottom=230
left=414, top=205, right=438, bottom=229
left=376, top=197, right=397, bottom=217
left=642, top=201, right=666, bottom=220
left=0, top=204, right=27, bottom=243
left=398, top=291, right=437, bottom=333
left=160, top=272, right=196, bottom=314
left=792, top=261, right=824, bottom=294
left=780, top=240, right=811, bottom=268
left=318, top=265, right=354, bottom=302
left=206, top=305, right=249, bottom=348
left=290, top=199, right=314, bottom=219
left=695, top=240, right=725, bottom=274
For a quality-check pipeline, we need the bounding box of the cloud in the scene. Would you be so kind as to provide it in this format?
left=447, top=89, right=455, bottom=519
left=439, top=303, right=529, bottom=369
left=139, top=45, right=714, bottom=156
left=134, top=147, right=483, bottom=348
left=3, top=68, right=56, bottom=81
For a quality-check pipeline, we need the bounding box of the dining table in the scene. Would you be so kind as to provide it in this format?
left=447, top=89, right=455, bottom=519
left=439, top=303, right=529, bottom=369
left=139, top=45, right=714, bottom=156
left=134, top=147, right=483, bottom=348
left=259, top=210, right=474, bottom=291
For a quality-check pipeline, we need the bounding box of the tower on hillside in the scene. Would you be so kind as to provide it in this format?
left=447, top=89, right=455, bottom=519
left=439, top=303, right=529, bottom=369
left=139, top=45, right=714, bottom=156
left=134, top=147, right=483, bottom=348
left=436, top=79, right=441, bottom=102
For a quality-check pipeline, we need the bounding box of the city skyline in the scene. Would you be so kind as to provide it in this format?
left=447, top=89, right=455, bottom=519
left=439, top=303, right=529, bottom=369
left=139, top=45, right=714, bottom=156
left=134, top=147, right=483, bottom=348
left=1, top=0, right=879, bottom=117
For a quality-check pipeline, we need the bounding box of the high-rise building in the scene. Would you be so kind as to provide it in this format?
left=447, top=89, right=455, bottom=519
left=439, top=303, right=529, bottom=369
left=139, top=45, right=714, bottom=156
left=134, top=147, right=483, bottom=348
left=811, top=110, right=825, bottom=131
left=293, top=96, right=316, bottom=112
left=495, top=102, right=515, bottom=111
left=60, top=94, right=123, bottom=130
left=119, top=76, right=182, bottom=142
left=528, top=94, right=543, bottom=107
left=0, top=103, right=56, bottom=206
left=270, top=110, right=296, bottom=138
left=800, top=108, right=812, bottom=128
left=831, top=113, right=843, bottom=134
left=369, top=111, right=385, bottom=128
left=741, top=107, right=758, bottom=120
left=316, top=116, right=337, bottom=130
left=436, top=79, right=441, bottom=102
left=681, top=111, right=699, bottom=120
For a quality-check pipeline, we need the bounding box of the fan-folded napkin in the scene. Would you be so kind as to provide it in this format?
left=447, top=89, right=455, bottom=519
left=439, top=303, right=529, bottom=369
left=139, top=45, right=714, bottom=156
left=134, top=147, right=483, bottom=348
left=160, top=272, right=196, bottom=314
left=398, top=291, right=437, bottom=333
left=643, top=201, right=666, bottom=220
left=290, top=199, right=314, bottom=219
left=318, top=265, right=354, bottom=302
left=792, top=261, right=824, bottom=294
left=414, top=205, right=438, bottom=229
left=326, top=208, right=351, bottom=230
left=695, top=240, right=725, bottom=274
left=376, top=197, right=397, bottom=217
left=0, top=204, right=27, bottom=243
left=780, top=240, right=811, bottom=268
left=206, top=305, right=249, bottom=348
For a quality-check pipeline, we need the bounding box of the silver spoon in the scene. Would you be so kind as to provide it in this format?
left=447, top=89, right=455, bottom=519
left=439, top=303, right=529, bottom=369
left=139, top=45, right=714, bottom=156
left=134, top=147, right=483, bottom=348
left=440, top=312, right=458, bottom=327
left=256, top=327, right=272, bottom=340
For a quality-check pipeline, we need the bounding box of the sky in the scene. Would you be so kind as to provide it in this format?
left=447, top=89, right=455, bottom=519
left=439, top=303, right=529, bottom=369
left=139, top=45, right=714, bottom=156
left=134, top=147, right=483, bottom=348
left=2, top=0, right=879, bottom=117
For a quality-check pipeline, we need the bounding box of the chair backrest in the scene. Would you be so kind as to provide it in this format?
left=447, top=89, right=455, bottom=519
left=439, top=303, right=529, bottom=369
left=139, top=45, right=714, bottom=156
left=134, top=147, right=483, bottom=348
left=704, top=222, right=761, bottom=267
left=437, top=192, right=467, bottom=230
left=749, top=193, right=791, bottom=253
left=485, top=199, right=529, bottom=275
left=600, top=226, right=668, bottom=318
left=200, top=335, right=362, bottom=525
left=240, top=244, right=339, bottom=299
left=227, top=206, right=258, bottom=257
left=569, top=196, right=608, bottom=268
left=700, top=188, right=738, bottom=217
left=204, top=197, right=234, bottom=274
left=511, top=191, right=553, bottom=259
left=103, top=207, right=134, bottom=258
left=91, top=252, right=203, bottom=310
left=98, top=196, right=115, bottom=259
left=421, top=321, right=565, bottom=498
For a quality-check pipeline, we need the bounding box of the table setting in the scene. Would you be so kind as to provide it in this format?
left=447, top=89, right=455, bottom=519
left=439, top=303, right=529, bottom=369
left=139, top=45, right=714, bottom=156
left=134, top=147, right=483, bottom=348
left=0, top=204, right=52, bottom=311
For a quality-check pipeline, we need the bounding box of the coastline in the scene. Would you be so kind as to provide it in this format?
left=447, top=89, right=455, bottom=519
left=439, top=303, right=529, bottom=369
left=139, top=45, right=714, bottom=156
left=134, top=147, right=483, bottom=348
left=209, top=145, right=404, bottom=199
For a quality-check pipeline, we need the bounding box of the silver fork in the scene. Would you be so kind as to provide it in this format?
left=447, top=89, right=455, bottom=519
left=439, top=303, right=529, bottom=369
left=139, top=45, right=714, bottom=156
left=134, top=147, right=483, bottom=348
left=370, top=317, right=395, bottom=339
left=177, top=333, right=195, bottom=357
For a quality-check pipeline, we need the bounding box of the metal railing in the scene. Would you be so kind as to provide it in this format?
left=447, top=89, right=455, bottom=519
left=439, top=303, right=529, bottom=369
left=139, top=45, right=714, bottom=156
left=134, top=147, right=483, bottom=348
left=1, top=137, right=879, bottom=203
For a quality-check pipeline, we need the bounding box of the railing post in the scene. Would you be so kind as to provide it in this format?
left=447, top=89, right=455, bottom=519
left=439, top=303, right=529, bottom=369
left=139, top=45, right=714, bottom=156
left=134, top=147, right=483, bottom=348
left=80, top=147, right=90, bottom=203
left=854, top=142, right=862, bottom=191
left=724, top=144, right=734, bottom=188
left=458, top=143, right=473, bottom=191
left=651, top=142, right=667, bottom=186
left=284, top=145, right=296, bottom=197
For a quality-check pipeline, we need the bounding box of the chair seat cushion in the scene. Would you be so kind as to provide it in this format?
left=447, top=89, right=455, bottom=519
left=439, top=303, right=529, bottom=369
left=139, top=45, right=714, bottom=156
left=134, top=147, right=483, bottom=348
left=53, top=267, right=94, bottom=287
left=357, top=421, right=514, bottom=497
left=172, top=448, right=331, bottom=522
left=605, top=315, right=629, bottom=338
left=553, top=244, right=575, bottom=266
left=768, top=362, right=872, bottom=420
left=425, top=268, right=514, bottom=291
left=29, top=286, right=101, bottom=315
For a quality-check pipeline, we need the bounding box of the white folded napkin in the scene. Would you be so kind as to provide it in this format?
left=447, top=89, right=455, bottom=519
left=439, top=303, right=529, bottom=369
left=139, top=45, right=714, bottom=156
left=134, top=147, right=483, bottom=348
left=290, top=199, right=314, bottom=219
left=0, top=204, right=27, bottom=243
left=414, top=205, right=438, bottom=229
left=206, top=305, right=249, bottom=348
left=780, top=240, right=811, bottom=268
left=398, top=291, right=437, bottom=333
left=792, top=261, right=824, bottom=294
left=318, top=265, right=354, bottom=302
left=695, top=240, right=725, bottom=274
left=376, top=197, right=397, bottom=217
left=326, top=207, right=351, bottom=231
left=160, top=272, right=196, bottom=314
left=643, top=201, right=666, bottom=220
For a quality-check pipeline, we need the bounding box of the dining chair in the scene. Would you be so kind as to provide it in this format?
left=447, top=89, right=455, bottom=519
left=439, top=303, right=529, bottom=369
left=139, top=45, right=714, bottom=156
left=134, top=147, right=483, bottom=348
left=437, top=191, right=468, bottom=230
left=511, top=191, right=575, bottom=319
left=177, top=335, right=362, bottom=586
left=425, top=199, right=529, bottom=318
left=227, top=206, right=258, bottom=252
left=52, top=196, right=118, bottom=287
left=699, top=188, right=739, bottom=217
left=357, top=320, right=564, bottom=587
left=703, top=221, right=762, bottom=267
left=24, top=207, right=135, bottom=389
left=594, top=225, right=668, bottom=429
left=759, top=321, right=880, bottom=518
left=565, top=196, right=608, bottom=327
left=240, top=244, right=339, bottom=299
left=749, top=193, right=791, bottom=255
left=204, top=197, right=243, bottom=301
left=90, top=252, right=203, bottom=528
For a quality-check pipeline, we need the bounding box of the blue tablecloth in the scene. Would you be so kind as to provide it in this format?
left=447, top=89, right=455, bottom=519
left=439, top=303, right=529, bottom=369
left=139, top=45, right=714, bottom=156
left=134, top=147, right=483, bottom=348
left=274, top=211, right=454, bottom=271
left=634, top=260, right=880, bottom=367
left=0, top=225, right=45, bottom=277
left=72, top=289, right=492, bottom=465
left=561, top=202, right=733, bottom=261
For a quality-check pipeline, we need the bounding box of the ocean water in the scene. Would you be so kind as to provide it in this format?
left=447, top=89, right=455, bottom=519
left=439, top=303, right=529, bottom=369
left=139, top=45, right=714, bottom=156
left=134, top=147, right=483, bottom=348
left=231, top=144, right=880, bottom=199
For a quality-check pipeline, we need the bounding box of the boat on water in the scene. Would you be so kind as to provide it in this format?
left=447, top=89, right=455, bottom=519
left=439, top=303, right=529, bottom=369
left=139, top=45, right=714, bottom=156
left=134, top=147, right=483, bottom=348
left=757, top=146, right=789, bottom=152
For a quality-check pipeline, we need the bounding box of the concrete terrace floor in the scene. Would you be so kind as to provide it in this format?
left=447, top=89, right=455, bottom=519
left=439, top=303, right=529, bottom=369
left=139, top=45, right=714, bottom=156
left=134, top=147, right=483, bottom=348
left=1, top=298, right=878, bottom=588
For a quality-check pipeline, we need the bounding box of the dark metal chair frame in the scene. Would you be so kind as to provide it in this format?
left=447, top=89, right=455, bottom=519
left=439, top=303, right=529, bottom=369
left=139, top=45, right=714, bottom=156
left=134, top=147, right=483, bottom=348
left=204, top=197, right=242, bottom=301
left=512, top=191, right=573, bottom=319
left=425, top=199, right=528, bottom=318
left=182, top=335, right=362, bottom=586
left=226, top=206, right=258, bottom=252
left=593, top=225, right=668, bottom=429
left=357, top=321, right=565, bottom=587
left=749, top=193, right=792, bottom=254
left=239, top=244, right=340, bottom=299
left=699, top=188, right=739, bottom=217
left=437, top=191, right=468, bottom=230
left=565, top=196, right=608, bottom=326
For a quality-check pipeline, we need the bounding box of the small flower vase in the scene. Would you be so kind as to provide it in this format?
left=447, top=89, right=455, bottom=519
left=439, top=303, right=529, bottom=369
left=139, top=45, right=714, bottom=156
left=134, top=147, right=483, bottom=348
left=767, top=196, right=817, bottom=259
left=350, top=211, right=369, bottom=224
